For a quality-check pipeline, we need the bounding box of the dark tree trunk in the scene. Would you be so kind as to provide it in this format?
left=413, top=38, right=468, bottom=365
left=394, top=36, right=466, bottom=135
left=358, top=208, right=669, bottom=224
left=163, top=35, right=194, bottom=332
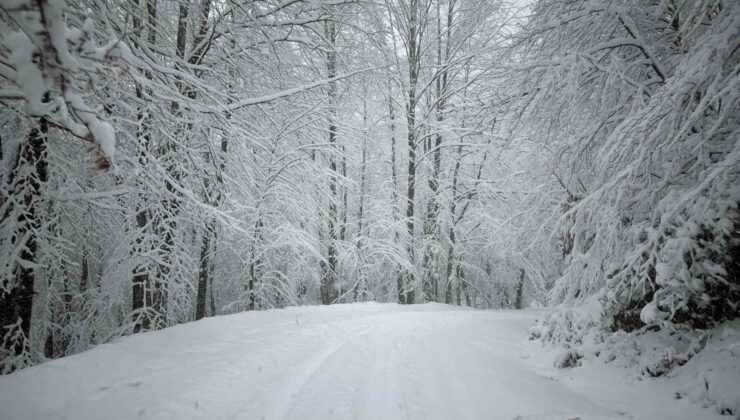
left=132, top=206, right=149, bottom=333
left=400, top=0, right=423, bottom=305
left=0, top=117, right=48, bottom=372
left=195, top=223, right=212, bottom=320
left=321, top=16, right=339, bottom=306
left=192, top=0, right=217, bottom=321
left=514, top=270, right=525, bottom=310
left=132, top=0, right=157, bottom=334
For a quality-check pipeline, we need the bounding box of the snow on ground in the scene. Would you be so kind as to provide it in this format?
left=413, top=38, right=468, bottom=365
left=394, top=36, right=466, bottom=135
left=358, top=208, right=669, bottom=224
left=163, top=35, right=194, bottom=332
left=0, top=303, right=728, bottom=420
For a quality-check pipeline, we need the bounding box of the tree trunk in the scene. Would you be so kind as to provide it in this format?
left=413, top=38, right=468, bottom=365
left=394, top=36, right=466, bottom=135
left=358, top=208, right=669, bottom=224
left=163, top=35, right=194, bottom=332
left=0, top=117, right=48, bottom=373
left=195, top=223, right=212, bottom=320
left=245, top=219, right=263, bottom=310
left=401, top=0, right=423, bottom=305
left=354, top=87, right=370, bottom=301
left=514, top=270, right=525, bottom=310
left=388, top=92, right=405, bottom=303
left=422, top=0, right=451, bottom=302
left=321, top=15, right=339, bottom=305
left=132, top=0, right=157, bottom=333
left=445, top=139, right=463, bottom=304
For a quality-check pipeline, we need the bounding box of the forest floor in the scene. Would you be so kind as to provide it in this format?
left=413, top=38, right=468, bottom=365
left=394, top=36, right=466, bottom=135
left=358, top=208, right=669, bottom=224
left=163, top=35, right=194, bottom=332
left=0, top=303, right=727, bottom=420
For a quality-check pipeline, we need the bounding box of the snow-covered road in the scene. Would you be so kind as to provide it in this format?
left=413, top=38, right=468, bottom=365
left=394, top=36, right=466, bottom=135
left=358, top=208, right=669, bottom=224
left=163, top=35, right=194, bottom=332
left=0, top=303, right=722, bottom=420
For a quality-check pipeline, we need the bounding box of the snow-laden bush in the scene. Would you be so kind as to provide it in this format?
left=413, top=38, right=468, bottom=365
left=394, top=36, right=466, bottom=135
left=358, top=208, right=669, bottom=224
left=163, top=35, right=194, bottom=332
left=528, top=297, right=602, bottom=347
left=675, top=320, right=740, bottom=415
left=514, top=1, right=739, bottom=411
left=531, top=301, right=739, bottom=414
left=515, top=0, right=739, bottom=335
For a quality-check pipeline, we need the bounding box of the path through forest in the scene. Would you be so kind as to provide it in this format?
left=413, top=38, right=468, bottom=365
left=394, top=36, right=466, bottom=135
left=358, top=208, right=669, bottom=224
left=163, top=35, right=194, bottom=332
left=0, top=304, right=723, bottom=420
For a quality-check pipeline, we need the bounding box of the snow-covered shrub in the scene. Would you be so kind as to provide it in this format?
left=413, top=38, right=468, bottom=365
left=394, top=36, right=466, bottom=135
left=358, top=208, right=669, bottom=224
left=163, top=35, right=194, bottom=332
left=532, top=308, right=739, bottom=414
left=514, top=4, right=739, bottom=412
left=529, top=297, right=603, bottom=347
left=514, top=0, right=739, bottom=339
left=675, top=320, right=740, bottom=415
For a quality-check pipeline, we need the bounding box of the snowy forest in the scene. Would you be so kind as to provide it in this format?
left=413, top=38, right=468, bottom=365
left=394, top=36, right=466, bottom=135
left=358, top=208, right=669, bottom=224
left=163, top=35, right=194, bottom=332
left=0, top=0, right=738, bottom=414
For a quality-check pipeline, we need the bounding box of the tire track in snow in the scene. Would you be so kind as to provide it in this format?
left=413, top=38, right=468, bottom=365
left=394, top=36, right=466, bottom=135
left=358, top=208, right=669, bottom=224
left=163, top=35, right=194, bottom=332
left=264, top=325, right=377, bottom=420
left=351, top=318, right=415, bottom=420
